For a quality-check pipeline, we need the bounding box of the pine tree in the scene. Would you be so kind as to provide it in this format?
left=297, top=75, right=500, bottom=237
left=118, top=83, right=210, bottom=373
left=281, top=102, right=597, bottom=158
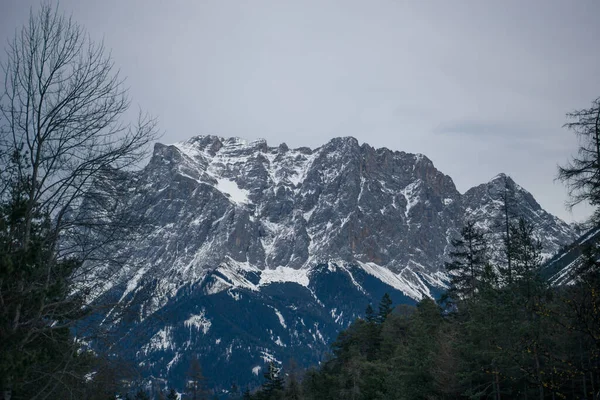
left=283, top=358, right=303, bottom=400
left=262, top=362, right=284, bottom=399
left=242, top=388, right=252, bottom=400
left=284, top=373, right=303, bottom=400
left=166, top=388, right=178, bottom=400
left=499, top=175, right=518, bottom=284
left=503, top=217, right=549, bottom=398
left=134, top=389, right=150, bottom=400
left=365, top=304, right=376, bottom=324
left=509, top=217, right=543, bottom=289
left=230, top=383, right=240, bottom=399
left=387, top=299, right=444, bottom=399
left=0, top=156, right=90, bottom=399
left=186, top=356, right=208, bottom=400
left=377, top=293, right=393, bottom=324
left=445, top=220, right=488, bottom=300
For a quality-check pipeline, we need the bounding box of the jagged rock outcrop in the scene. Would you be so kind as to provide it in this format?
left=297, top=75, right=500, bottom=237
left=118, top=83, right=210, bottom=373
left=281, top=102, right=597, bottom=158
left=91, top=135, right=576, bottom=392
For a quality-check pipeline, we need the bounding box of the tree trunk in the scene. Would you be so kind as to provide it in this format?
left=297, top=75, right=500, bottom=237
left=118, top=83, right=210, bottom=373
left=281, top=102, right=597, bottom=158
left=503, top=182, right=513, bottom=284
left=590, top=370, right=595, bottom=400
left=534, top=345, right=544, bottom=400
left=495, top=371, right=501, bottom=400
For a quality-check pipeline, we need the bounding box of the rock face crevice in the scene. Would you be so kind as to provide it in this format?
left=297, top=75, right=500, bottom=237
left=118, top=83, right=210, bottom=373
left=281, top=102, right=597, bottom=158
left=102, top=135, right=575, bottom=301
left=92, top=135, right=576, bottom=391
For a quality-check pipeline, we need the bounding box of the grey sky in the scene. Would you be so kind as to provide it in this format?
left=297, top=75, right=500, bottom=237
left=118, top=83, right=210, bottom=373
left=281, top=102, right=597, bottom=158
left=1, top=0, right=598, bottom=222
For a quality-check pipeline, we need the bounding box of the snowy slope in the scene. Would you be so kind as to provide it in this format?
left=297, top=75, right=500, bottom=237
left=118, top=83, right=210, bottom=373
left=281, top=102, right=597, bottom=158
left=88, top=135, right=577, bottom=392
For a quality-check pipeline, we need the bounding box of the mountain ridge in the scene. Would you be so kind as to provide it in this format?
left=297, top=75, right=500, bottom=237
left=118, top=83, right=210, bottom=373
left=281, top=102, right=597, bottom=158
left=90, top=134, right=577, bottom=391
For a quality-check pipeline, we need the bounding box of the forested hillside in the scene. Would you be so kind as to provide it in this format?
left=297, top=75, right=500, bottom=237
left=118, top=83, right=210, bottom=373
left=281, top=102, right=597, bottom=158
left=244, top=225, right=600, bottom=399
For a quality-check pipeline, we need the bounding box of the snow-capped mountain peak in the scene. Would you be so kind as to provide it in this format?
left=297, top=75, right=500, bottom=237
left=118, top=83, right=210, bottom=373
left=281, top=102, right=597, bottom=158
left=93, top=135, right=576, bottom=391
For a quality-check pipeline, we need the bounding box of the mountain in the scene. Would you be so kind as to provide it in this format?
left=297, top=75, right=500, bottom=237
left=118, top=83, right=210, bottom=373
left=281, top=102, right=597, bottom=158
left=89, top=135, right=576, bottom=393
left=463, top=173, right=575, bottom=260
left=543, top=225, right=600, bottom=285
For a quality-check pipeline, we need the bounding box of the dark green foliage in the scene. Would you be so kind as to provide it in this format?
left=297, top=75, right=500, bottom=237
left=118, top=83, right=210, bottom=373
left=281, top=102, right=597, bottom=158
left=134, top=389, right=150, bottom=400
left=365, top=304, right=376, bottom=324
left=167, top=389, right=179, bottom=400
left=284, top=375, right=302, bottom=400
left=509, top=217, right=543, bottom=284
left=259, top=362, right=285, bottom=400
left=283, top=359, right=303, bottom=400
left=294, top=224, right=600, bottom=400
left=377, top=293, right=393, bottom=324
left=445, top=220, right=488, bottom=300
left=0, top=162, right=96, bottom=398
left=187, top=356, right=208, bottom=400
left=0, top=0, right=158, bottom=397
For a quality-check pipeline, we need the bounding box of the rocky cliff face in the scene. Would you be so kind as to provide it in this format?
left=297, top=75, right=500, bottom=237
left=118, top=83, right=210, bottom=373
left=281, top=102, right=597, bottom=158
left=91, top=135, right=576, bottom=392
left=463, top=173, right=575, bottom=260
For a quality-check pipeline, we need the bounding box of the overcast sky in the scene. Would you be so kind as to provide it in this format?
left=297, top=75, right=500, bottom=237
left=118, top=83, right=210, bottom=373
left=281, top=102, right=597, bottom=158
left=2, top=0, right=599, bottom=222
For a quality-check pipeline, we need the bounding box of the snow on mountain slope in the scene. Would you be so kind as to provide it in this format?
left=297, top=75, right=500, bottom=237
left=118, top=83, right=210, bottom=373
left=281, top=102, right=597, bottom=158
left=463, top=173, right=575, bottom=261
left=542, top=226, right=600, bottom=285
left=89, top=135, right=577, bottom=391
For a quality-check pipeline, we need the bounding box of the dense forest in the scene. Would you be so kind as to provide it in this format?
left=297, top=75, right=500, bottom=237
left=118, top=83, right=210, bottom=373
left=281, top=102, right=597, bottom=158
left=244, top=221, right=600, bottom=400
left=1, top=2, right=599, bottom=400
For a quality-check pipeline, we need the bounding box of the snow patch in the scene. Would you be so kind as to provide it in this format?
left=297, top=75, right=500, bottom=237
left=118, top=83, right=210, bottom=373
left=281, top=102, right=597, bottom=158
left=401, top=181, right=421, bottom=219
left=260, top=350, right=280, bottom=364
left=216, top=178, right=250, bottom=205
left=356, top=261, right=430, bottom=300
left=184, top=309, right=212, bottom=334
left=260, top=266, right=310, bottom=287
left=271, top=307, right=287, bottom=328
left=145, top=327, right=174, bottom=352
left=167, top=352, right=181, bottom=371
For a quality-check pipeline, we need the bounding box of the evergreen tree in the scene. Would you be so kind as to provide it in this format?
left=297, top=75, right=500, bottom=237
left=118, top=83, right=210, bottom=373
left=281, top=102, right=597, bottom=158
left=0, top=156, right=90, bottom=399
left=166, top=388, right=179, bottom=400
left=504, top=218, right=549, bottom=398
left=386, top=299, right=444, bottom=400
left=134, top=389, right=150, bottom=400
left=186, top=356, right=208, bottom=400
left=445, top=220, right=488, bottom=300
left=284, top=373, right=302, bottom=400
left=261, top=362, right=284, bottom=399
left=377, top=293, right=393, bottom=324
left=365, top=304, right=376, bottom=324
left=509, top=217, right=543, bottom=298
left=499, top=175, right=518, bottom=284
left=230, top=383, right=240, bottom=399
left=283, top=358, right=303, bottom=400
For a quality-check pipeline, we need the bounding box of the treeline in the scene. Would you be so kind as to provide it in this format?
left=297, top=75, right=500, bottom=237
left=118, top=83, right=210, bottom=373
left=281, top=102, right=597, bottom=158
left=244, top=220, right=599, bottom=399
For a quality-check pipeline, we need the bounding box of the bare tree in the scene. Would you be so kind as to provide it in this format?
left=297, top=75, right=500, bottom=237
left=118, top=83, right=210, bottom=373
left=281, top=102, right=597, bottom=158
left=557, top=97, right=600, bottom=219
left=0, top=2, right=158, bottom=399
